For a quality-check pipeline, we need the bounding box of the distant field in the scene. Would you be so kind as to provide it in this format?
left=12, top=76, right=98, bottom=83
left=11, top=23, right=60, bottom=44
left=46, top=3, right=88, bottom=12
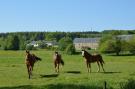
left=0, top=50, right=135, bottom=89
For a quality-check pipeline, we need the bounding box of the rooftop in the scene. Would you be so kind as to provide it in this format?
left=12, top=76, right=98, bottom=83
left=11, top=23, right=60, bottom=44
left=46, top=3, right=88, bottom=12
left=73, top=38, right=101, bottom=43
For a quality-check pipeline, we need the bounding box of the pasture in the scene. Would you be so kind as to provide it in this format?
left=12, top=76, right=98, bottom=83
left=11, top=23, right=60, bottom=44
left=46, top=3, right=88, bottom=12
left=0, top=50, right=135, bottom=89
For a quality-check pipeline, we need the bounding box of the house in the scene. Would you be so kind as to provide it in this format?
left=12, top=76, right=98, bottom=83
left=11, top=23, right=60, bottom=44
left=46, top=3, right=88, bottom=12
left=73, top=38, right=101, bottom=50
left=117, top=35, right=133, bottom=41
left=27, top=40, right=58, bottom=47
left=27, top=41, right=39, bottom=47
left=43, top=40, right=58, bottom=47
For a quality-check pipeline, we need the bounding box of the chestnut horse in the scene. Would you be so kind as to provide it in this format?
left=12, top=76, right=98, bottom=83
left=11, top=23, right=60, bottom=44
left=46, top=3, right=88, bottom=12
left=81, top=50, right=105, bottom=72
left=53, top=51, right=64, bottom=72
left=25, top=50, right=41, bottom=79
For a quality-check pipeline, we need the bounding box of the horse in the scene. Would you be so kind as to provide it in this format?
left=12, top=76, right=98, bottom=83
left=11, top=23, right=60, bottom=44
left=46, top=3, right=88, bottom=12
left=25, top=50, right=41, bottom=79
left=53, top=51, right=64, bottom=73
left=81, top=50, right=105, bottom=72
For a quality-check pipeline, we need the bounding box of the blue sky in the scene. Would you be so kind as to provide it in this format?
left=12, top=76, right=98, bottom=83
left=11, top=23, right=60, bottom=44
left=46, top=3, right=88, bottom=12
left=0, top=0, right=135, bottom=32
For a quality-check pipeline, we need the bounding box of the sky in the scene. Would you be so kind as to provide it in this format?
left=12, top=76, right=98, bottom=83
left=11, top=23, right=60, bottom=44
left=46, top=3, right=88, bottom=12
left=0, top=0, right=135, bottom=33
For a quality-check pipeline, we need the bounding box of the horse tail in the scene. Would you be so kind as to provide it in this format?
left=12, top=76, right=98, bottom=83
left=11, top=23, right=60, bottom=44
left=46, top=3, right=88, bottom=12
left=33, top=54, right=42, bottom=61
left=36, top=57, right=42, bottom=61
left=60, top=59, right=64, bottom=66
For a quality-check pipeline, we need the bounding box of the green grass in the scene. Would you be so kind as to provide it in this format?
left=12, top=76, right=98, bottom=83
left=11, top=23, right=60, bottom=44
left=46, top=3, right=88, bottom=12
left=0, top=50, right=135, bottom=89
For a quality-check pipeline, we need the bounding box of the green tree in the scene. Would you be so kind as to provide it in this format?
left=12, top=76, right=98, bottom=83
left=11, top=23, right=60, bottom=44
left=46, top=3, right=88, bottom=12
left=38, top=41, right=47, bottom=49
left=5, top=35, right=20, bottom=50
left=128, top=36, right=135, bottom=54
left=65, top=44, right=76, bottom=55
left=99, top=36, right=126, bottom=55
left=58, top=37, right=72, bottom=51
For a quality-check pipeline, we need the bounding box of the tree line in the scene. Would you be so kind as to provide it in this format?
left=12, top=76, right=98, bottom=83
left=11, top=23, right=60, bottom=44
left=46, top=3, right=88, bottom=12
left=0, top=30, right=135, bottom=55
left=0, top=31, right=100, bottom=50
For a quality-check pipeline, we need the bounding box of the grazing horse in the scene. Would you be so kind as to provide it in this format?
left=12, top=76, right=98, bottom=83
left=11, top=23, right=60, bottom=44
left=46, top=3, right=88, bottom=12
left=53, top=51, right=64, bottom=72
left=25, top=50, right=41, bottom=79
left=81, top=50, right=105, bottom=72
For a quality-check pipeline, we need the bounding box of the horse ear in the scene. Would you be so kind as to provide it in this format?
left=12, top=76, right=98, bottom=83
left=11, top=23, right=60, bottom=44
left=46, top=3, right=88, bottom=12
left=26, top=50, right=29, bottom=53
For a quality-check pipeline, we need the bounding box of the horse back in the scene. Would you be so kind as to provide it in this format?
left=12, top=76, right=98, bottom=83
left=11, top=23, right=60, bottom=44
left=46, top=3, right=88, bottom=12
left=89, top=54, right=102, bottom=62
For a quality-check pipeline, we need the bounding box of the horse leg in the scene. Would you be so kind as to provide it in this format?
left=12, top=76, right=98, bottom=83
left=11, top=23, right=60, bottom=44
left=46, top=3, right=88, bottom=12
left=89, top=63, right=91, bottom=73
left=29, top=65, right=33, bottom=77
left=57, top=63, right=59, bottom=73
left=100, top=62, right=105, bottom=72
left=54, top=62, right=57, bottom=72
left=27, top=65, right=31, bottom=79
left=86, top=62, right=89, bottom=73
left=97, top=62, right=100, bottom=72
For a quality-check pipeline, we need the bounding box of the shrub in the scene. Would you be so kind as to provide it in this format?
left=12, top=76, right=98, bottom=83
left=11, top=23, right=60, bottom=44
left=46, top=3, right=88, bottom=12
left=65, top=44, right=76, bottom=55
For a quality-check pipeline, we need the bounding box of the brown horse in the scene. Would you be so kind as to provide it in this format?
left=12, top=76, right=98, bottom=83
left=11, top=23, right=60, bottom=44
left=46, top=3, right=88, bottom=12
left=81, top=50, right=105, bottom=72
left=53, top=51, right=64, bottom=72
left=25, top=50, right=41, bottom=79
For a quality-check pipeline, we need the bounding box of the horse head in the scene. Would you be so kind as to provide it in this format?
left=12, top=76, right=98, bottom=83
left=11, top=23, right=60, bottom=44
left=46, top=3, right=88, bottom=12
left=26, top=50, right=30, bottom=54
left=26, top=50, right=30, bottom=57
left=81, top=49, right=85, bottom=57
left=55, top=51, right=59, bottom=56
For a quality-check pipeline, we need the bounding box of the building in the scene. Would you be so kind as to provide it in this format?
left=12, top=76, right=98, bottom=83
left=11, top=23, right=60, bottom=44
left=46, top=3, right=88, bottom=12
left=27, top=41, right=39, bottom=47
left=117, top=35, right=133, bottom=41
left=27, top=40, right=58, bottom=47
left=73, top=38, right=101, bottom=50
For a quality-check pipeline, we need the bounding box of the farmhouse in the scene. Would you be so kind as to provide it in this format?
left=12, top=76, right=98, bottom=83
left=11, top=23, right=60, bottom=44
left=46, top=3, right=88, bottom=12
left=27, top=41, right=39, bottom=47
left=73, top=38, right=101, bottom=50
left=117, top=35, right=133, bottom=41
left=27, top=40, right=58, bottom=47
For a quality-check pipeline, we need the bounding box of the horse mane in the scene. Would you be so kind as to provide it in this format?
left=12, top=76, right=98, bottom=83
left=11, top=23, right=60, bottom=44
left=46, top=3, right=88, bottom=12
left=26, top=50, right=41, bottom=61
left=84, top=50, right=92, bottom=57
left=32, top=54, right=42, bottom=61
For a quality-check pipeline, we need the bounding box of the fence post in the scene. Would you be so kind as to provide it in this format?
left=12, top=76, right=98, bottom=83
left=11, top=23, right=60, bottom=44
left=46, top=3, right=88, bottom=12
left=103, top=81, right=107, bottom=89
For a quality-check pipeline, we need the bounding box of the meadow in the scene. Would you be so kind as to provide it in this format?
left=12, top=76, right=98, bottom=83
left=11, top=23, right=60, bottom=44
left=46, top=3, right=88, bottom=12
left=0, top=50, right=135, bottom=89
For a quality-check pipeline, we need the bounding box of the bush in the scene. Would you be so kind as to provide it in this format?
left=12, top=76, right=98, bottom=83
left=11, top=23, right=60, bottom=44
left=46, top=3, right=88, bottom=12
left=120, top=79, right=135, bottom=89
left=58, top=37, right=72, bottom=51
left=65, top=44, right=76, bottom=55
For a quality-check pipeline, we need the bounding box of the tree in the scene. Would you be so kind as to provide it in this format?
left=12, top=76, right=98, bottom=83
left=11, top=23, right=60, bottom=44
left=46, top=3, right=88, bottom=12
left=128, top=36, right=135, bottom=54
left=65, top=44, right=76, bottom=55
left=113, top=37, right=122, bottom=55
left=37, top=41, right=47, bottom=49
left=58, top=37, right=72, bottom=51
left=5, top=35, right=20, bottom=50
left=99, top=36, right=127, bottom=55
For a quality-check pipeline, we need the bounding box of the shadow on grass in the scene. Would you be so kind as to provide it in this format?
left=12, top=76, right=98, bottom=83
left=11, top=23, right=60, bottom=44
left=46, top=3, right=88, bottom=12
left=0, top=84, right=106, bottom=89
left=65, top=71, right=81, bottom=74
left=88, top=71, right=121, bottom=74
left=40, top=74, right=59, bottom=78
left=103, top=71, right=121, bottom=74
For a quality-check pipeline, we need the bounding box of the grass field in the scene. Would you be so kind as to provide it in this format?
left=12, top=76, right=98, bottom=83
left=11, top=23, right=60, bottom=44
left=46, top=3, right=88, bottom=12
left=0, top=50, right=135, bottom=89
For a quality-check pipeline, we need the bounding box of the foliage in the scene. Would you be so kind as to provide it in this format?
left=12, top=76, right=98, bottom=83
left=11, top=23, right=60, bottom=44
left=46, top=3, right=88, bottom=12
left=58, top=37, right=73, bottom=51
left=65, top=44, right=76, bottom=55
left=120, top=79, right=135, bottom=89
left=5, top=35, right=20, bottom=50
left=99, top=34, right=130, bottom=55
left=37, top=41, right=47, bottom=49
left=128, top=36, right=135, bottom=54
left=26, top=45, right=36, bottom=50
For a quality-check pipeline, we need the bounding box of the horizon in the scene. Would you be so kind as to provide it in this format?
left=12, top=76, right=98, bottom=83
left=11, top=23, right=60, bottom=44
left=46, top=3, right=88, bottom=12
left=0, top=29, right=135, bottom=34
left=0, top=0, right=135, bottom=33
